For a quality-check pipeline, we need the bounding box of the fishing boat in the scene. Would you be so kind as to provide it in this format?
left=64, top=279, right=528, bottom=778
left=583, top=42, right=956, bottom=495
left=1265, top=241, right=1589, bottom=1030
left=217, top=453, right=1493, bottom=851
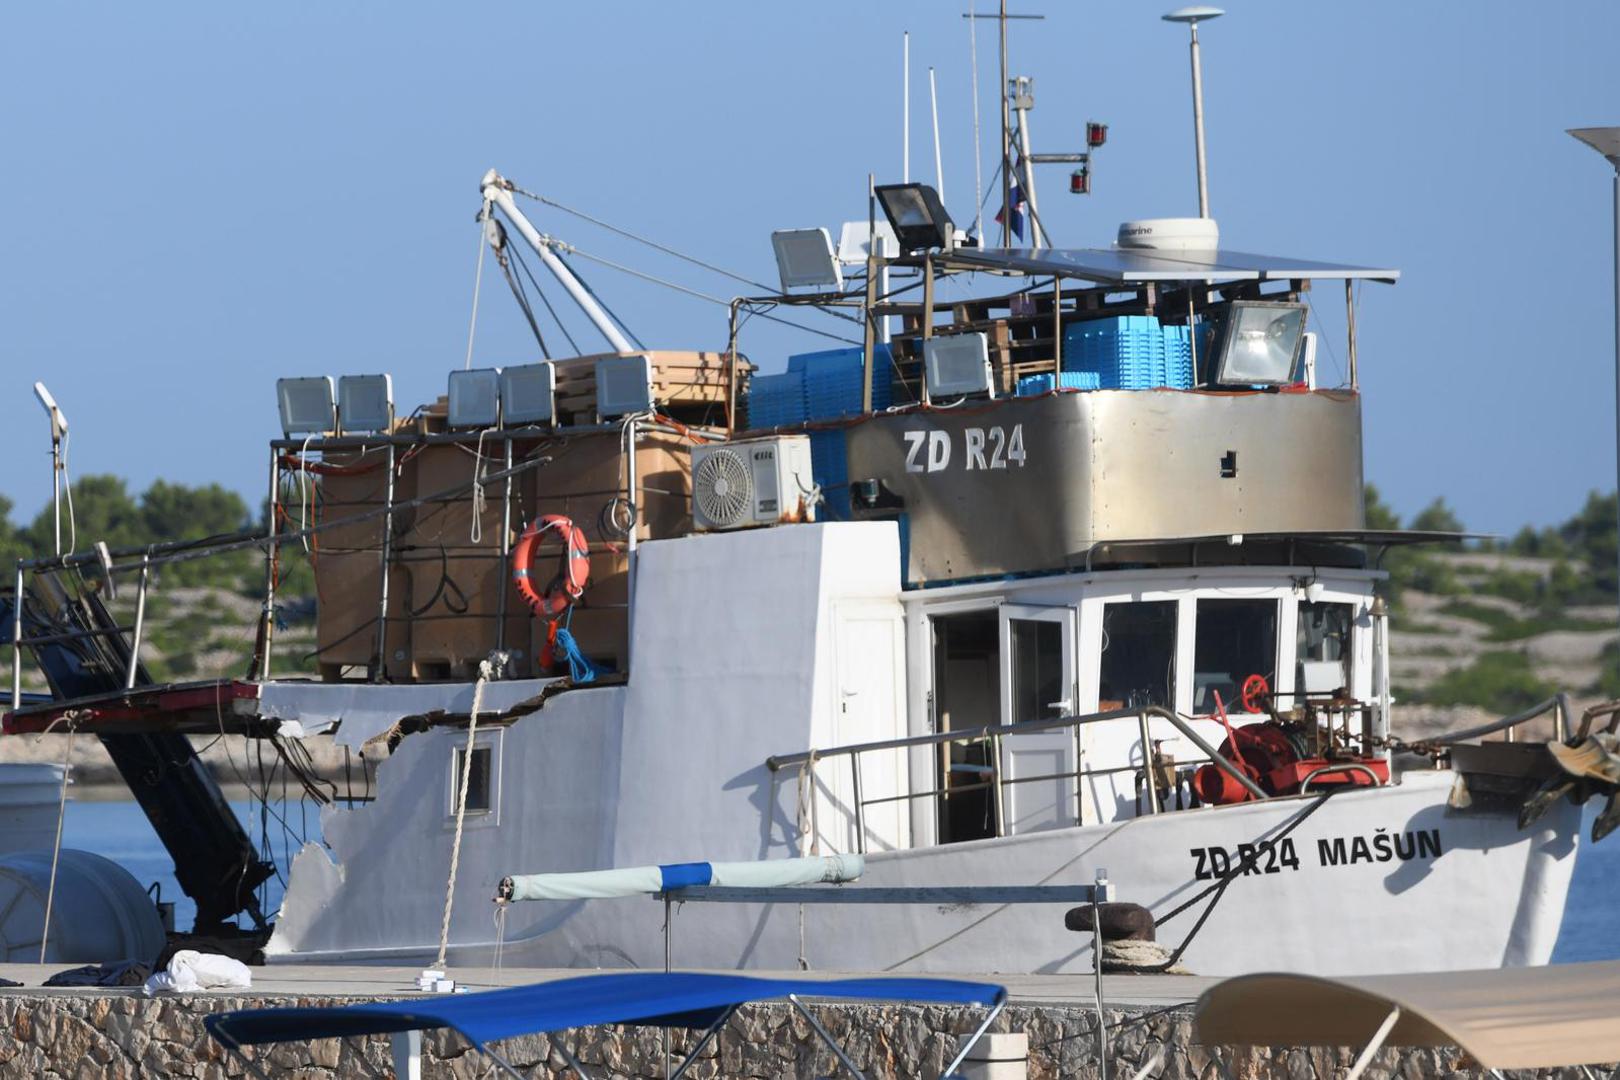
left=4, top=7, right=1615, bottom=977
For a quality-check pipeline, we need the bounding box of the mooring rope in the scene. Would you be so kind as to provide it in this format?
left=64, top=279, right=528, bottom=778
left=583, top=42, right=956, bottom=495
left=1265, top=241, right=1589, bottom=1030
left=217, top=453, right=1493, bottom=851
left=434, top=660, right=492, bottom=970
left=38, top=721, right=77, bottom=963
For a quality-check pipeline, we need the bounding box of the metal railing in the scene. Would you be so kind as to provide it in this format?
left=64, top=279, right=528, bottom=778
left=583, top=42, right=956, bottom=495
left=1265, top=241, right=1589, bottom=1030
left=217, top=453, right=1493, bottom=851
left=767, top=705, right=1267, bottom=854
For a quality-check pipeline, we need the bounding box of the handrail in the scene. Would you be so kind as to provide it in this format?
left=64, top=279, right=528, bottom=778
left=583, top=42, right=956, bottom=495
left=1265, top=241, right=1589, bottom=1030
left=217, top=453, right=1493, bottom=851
left=1299, top=762, right=1383, bottom=793
left=771, top=704, right=1267, bottom=801
left=1415, top=693, right=1570, bottom=747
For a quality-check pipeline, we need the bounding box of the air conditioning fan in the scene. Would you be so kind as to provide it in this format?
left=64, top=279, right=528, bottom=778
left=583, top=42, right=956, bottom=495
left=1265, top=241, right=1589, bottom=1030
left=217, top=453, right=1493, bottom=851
left=691, top=435, right=816, bottom=532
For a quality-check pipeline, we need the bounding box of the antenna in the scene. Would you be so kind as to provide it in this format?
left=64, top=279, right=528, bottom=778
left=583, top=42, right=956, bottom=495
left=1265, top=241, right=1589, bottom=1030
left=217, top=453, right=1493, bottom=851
left=962, top=8, right=1044, bottom=245
left=903, top=32, right=911, bottom=184
left=32, top=382, right=68, bottom=556
left=1163, top=6, right=1224, bottom=218
left=968, top=13, right=985, bottom=240
left=929, top=67, right=945, bottom=203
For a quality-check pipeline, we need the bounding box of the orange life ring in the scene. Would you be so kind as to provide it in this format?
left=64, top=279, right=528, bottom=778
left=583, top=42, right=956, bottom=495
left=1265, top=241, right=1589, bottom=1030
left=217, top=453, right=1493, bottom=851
left=512, top=515, right=591, bottom=618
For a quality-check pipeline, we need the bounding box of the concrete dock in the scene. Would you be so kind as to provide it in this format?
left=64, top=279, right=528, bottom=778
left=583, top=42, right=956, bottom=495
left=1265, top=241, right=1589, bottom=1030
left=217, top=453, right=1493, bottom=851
left=0, top=963, right=1494, bottom=1078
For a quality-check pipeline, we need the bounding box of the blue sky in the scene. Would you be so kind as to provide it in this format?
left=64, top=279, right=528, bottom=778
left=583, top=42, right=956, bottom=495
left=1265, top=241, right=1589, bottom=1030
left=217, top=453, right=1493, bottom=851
left=2, top=1, right=1618, bottom=536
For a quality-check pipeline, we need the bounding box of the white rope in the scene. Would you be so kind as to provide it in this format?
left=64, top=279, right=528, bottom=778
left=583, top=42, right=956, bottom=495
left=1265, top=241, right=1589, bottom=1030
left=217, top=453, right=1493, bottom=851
left=296, top=434, right=315, bottom=553
left=470, top=429, right=490, bottom=545
left=465, top=204, right=490, bottom=370
left=435, top=659, right=492, bottom=970
left=39, top=724, right=75, bottom=962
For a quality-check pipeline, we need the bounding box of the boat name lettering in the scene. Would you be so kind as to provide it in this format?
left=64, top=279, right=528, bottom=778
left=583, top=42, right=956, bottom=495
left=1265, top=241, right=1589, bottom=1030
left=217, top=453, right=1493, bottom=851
left=903, top=425, right=1026, bottom=474
left=1190, top=828, right=1443, bottom=880
left=1189, top=838, right=1301, bottom=880
left=1317, top=828, right=1443, bottom=868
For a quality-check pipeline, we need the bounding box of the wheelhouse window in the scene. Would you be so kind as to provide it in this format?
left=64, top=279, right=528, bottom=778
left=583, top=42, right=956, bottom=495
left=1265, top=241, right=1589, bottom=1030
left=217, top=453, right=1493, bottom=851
left=1297, top=601, right=1354, bottom=697
left=1192, top=599, right=1277, bottom=713
left=1098, top=601, right=1176, bottom=710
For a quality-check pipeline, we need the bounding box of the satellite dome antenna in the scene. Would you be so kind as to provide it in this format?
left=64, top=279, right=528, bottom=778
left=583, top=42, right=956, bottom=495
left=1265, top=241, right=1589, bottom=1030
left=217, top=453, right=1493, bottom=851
left=1163, top=6, right=1224, bottom=219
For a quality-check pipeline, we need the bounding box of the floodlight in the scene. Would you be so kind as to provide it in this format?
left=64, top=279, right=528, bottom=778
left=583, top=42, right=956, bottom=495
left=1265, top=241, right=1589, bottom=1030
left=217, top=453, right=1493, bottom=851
left=835, top=220, right=900, bottom=264
left=33, top=382, right=66, bottom=438
left=874, top=183, right=954, bottom=252
left=1210, top=302, right=1307, bottom=387
left=500, top=362, right=556, bottom=426
left=923, top=333, right=994, bottom=399
left=770, top=228, right=843, bottom=291
left=276, top=376, right=336, bottom=436
left=447, top=368, right=501, bottom=428
left=338, top=374, right=394, bottom=435
left=595, top=355, right=654, bottom=420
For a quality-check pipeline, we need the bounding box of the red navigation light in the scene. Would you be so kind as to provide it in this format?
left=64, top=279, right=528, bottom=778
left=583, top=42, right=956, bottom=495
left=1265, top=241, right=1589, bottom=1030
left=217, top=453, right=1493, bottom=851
left=1086, top=122, right=1108, bottom=148
left=1070, top=167, right=1090, bottom=195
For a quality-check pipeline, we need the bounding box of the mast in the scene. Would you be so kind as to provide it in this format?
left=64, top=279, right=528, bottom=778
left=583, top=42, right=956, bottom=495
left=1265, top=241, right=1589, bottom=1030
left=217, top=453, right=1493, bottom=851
left=999, top=0, right=1011, bottom=246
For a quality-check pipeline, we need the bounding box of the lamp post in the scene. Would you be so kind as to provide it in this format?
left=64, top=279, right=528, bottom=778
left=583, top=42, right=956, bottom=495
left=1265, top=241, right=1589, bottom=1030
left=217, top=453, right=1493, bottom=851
left=1163, top=6, right=1224, bottom=219
left=31, top=383, right=67, bottom=557
left=1569, top=127, right=1620, bottom=632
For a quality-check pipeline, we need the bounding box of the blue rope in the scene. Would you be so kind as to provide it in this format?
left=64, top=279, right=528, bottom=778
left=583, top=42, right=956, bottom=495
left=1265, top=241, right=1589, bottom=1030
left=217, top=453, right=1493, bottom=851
left=553, top=612, right=599, bottom=683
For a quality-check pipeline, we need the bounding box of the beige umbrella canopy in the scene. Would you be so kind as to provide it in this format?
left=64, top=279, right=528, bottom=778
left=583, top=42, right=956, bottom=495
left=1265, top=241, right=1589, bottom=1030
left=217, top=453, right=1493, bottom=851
left=1195, top=961, right=1620, bottom=1073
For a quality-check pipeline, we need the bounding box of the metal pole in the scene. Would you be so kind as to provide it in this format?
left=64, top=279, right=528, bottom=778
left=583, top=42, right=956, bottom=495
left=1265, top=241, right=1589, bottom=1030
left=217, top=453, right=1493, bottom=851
left=12, top=562, right=24, bottom=710
left=625, top=419, right=639, bottom=671
left=990, top=732, right=1006, bottom=837
left=1091, top=880, right=1108, bottom=1080
left=921, top=251, right=936, bottom=404
left=1014, top=91, right=1044, bottom=248
left=903, top=32, right=910, bottom=184
left=50, top=433, right=61, bottom=557
left=1612, top=170, right=1620, bottom=635
left=863, top=175, right=878, bottom=415
left=726, top=299, right=741, bottom=435
left=1052, top=276, right=1063, bottom=374
left=125, top=554, right=150, bottom=690
left=851, top=751, right=866, bottom=855
left=257, top=447, right=280, bottom=681
left=496, top=439, right=513, bottom=653
left=1138, top=711, right=1160, bottom=814
left=999, top=0, right=1011, bottom=245
left=373, top=443, right=396, bottom=682
left=1345, top=279, right=1359, bottom=389
left=929, top=66, right=944, bottom=203
left=1189, top=21, right=1211, bottom=218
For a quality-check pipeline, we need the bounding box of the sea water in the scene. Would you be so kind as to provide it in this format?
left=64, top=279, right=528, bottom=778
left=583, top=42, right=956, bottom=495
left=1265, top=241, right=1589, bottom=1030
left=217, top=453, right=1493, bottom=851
left=60, top=799, right=1620, bottom=961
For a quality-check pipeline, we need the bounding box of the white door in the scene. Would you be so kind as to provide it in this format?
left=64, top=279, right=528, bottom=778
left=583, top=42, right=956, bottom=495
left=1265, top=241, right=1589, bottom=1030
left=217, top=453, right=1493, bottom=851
left=998, top=604, right=1079, bottom=835
left=828, top=603, right=909, bottom=853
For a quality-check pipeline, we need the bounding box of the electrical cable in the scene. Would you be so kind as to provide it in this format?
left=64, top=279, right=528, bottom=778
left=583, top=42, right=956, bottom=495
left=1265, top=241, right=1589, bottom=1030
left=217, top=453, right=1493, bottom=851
left=507, top=183, right=777, bottom=293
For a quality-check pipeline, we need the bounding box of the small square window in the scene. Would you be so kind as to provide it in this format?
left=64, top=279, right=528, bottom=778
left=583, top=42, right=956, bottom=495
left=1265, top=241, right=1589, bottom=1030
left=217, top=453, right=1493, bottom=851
left=451, top=746, right=494, bottom=815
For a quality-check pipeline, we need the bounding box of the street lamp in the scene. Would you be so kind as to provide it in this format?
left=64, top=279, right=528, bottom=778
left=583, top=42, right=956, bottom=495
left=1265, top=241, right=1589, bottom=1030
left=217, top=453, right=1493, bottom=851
left=1569, top=127, right=1620, bottom=630
left=1163, top=6, right=1224, bottom=219
left=31, top=383, right=67, bottom=556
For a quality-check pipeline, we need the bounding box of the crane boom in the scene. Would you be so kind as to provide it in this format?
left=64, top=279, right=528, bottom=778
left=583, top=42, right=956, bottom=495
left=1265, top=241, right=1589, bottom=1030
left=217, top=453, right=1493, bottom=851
left=480, top=169, right=636, bottom=355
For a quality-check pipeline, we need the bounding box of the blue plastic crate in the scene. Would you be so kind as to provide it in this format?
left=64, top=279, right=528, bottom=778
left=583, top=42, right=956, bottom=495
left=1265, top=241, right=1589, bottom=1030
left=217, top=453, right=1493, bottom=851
left=808, top=428, right=851, bottom=519
left=790, top=346, right=892, bottom=420
left=1016, top=371, right=1103, bottom=396
left=1063, top=315, right=1176, bottom=390
left=745, top=370, right=807, bottom=429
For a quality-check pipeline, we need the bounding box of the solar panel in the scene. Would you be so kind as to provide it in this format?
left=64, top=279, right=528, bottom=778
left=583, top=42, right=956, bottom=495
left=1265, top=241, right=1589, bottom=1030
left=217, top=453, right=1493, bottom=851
left=946, top=247, right=1398, bottom=285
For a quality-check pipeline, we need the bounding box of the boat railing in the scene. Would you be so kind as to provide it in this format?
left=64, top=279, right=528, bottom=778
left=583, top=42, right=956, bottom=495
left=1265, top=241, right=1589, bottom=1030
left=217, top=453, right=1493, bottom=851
left=1404, top=693, right=1571, bottom=749
left=766, top=705, right=1266, bottom=855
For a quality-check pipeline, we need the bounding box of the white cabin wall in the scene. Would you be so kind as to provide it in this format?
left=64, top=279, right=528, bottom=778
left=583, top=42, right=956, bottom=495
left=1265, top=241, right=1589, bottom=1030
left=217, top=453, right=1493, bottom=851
left=609, top=522, right=901, bottom=869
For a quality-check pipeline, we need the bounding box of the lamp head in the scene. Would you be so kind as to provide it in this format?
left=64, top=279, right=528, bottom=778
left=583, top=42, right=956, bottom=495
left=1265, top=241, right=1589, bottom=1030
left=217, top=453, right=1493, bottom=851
left=1569, top=127, right=1620, bottom=168
left=33, top=381, right=66, bottom=438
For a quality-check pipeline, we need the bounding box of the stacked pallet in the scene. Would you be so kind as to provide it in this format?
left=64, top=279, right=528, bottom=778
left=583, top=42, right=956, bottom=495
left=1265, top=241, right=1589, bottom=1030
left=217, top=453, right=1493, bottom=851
left=550, top=350, right=750, bottom=429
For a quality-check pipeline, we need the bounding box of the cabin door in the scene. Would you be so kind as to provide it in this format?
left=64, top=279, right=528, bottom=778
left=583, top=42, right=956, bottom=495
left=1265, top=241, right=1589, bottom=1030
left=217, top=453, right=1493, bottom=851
left=998, top=604, right=1079, bottom=834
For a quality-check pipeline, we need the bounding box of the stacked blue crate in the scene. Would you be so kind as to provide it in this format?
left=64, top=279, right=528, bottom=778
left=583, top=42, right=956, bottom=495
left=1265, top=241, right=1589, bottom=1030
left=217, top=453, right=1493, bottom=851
left=1160, top=321, right=1202, bottom=390
left=745, top=370, right=807, bottom=429
left=1062, top=315, right=1166, bottom=389
left=788, top=345, right=893, bottom=419
left=786, top=346, right=892, bottom=519
left=1016, top=371, right=1103, bottom=396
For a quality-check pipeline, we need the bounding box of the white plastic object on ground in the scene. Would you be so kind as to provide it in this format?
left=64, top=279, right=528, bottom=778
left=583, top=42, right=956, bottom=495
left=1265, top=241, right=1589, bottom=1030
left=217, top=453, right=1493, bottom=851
left=143, top=950, right=252, bottom=995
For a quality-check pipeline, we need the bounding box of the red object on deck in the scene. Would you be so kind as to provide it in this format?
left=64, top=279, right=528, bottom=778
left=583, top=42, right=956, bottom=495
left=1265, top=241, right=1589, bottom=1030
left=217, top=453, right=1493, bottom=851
left=2, top=679, right=261, bottom=736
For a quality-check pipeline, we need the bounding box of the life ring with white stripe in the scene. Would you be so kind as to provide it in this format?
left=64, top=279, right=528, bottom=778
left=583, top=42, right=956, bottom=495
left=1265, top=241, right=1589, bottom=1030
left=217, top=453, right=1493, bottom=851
left=511, top=515, right=590, bottom=618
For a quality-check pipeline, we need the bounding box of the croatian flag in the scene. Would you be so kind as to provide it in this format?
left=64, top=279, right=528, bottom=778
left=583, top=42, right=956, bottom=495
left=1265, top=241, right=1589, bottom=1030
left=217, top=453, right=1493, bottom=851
left=995, top=179, right=1027, bottom=242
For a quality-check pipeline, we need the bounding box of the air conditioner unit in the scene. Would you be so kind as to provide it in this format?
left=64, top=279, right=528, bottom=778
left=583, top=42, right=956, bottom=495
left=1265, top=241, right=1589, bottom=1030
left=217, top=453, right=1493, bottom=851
left=691, top=435, right=816, bottom=532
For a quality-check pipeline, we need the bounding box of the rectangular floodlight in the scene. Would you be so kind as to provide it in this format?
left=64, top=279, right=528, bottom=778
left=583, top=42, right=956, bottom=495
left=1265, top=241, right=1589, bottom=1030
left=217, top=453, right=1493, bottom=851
left=500, top=362, right=556, bottom=426
left=338, top=374, right=394, bottom=435
left=835, top=220, right=900, bottom=264
left=595, top=355, right=654, bottom=420
left=875, top=183, right=953, bottom=252
left=923, top=333, right=993, bottom=399
left=448, top=367, right=501, bottom=428
left=1211, top=301, right=1307, bottom=387
left=771, top=228, right=843, bottom=291
left=277, top=376, right=336, bottom=436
